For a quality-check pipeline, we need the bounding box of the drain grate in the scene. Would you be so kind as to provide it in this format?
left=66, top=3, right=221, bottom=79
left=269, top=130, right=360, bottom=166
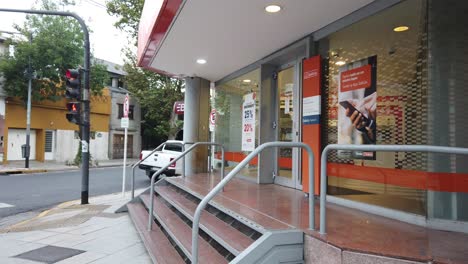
left=14, top=245, right=85, bottom=264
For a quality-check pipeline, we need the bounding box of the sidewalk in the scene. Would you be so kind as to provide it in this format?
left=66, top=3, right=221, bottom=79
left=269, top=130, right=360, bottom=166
left=0, top=159, right=139, bottom=175
left=0, top=191, right=151, bottom=264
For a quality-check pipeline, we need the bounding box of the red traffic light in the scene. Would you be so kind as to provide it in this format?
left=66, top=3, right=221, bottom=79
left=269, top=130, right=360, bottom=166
left=66, top=102, right=80, bottom=113
left=66, top=69, right=80, bottom=79
left=66, top=102, right=80, bottom=125
left=65, top=69, right=81, bottom=99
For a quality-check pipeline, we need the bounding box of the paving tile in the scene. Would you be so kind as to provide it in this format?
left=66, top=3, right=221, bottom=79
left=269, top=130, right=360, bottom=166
left=342, top=251, right=425, bottom=264
left=129, top=253, right=153, bottom=264
left=44, top=226, right=82, bottom=234
left=0, top=257, right=44, bottom=264
left=13, top=245, right=84, bottom=264
left=0, top=241, right=45, bottom=257
left=55, top=251, right=106, bottom=264
left=87, top=243, right=148, bottom=264
left=72, top=235, right=140, bottom=255
left=67, top=225, right=108, bottom=236
left=7, top=231, right=58, bottom=243
left=304, top=235, right=342, bottom=264
left=47, top=234, right=96, bottom=248
left=35, top=233, right=81, bottom=245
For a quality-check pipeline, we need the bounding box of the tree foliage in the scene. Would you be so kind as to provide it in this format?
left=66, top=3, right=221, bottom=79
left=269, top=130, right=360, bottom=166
left=107, top=0, right=184, bottom=146
left=0, top=0, right=108, bottom=102
left=123, top=51, right=184, bottom=143
left=106, top=0, right=144, bottom=42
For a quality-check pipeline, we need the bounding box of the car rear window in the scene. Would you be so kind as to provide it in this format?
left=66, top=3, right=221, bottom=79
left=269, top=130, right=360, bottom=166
left=164, top=143, right=182, bottom=152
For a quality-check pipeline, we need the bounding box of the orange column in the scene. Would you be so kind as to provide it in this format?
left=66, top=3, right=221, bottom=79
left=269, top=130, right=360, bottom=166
left=302, top=56, right=321, bottom=195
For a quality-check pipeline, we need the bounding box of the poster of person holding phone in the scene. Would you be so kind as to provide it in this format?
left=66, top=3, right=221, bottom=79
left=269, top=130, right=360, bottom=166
left=337, top=55, right=377, bottom=159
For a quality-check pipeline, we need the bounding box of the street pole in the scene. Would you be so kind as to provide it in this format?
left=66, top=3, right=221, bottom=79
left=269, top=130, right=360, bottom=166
left=122, top=93, right=130, bottom=196
left=25, top=33, right=32, bottom=168
left=0, top=8, right=91, bottom=204
left=122, top=126, right=128, bottom=196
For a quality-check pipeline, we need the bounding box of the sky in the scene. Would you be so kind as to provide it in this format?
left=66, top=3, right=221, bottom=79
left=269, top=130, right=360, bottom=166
left=0, top=0, right=131, bottom=65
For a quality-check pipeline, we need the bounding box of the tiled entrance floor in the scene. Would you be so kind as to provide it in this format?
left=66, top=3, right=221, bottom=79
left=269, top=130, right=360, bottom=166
left=169, top=173, right=468, bottom=264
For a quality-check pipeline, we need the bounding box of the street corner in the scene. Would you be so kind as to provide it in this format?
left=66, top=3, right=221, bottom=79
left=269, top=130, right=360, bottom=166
left=0, top=200, right=120, bottom=234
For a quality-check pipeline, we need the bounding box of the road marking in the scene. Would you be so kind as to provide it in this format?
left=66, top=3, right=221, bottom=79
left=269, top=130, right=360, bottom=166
left=0, top=203, right=14, bottom=209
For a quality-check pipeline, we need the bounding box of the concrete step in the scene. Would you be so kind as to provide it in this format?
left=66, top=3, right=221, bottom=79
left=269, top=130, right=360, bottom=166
left=127, top=202, right=185, bottom=264
left=156, top=185, right=255, bottom=256
left=141, top=194, right=229, bottom=264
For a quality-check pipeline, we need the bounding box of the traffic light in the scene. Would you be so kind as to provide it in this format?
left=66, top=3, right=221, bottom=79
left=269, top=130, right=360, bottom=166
left=64, top=69, right=81, bottom=125
left=65, top=69, right=81, bottom=99
left=66, top=102, right=81, bottom=125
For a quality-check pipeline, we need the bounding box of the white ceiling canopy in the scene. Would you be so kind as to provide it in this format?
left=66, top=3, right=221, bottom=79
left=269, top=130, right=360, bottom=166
left=148, top=0, right=374, bottom=81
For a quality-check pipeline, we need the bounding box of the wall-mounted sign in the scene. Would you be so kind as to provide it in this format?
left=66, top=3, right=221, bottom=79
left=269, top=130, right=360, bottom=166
left=123, top=94, right=130, bottom=118
left=302, top=95, right=321, bottom=125
left=241, top=93, right=256, bottom=151
left=173, top=101, right=184, bottom=115
left=121, top=117, right=129, bottom=128
left=337, top=55, right=377, bottom=160
left=209, top=109, right=216, bottom=132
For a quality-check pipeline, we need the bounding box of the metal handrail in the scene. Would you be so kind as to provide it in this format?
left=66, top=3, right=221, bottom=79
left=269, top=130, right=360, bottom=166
left=148, top=142, right=225, bottom=230
left=320, top=144, right=468, bottom=235
left=130, top=142, right=165, bottom=199
left=181, top=142, right=224, bottom=178
left=191, top=142, right=315, bottom=264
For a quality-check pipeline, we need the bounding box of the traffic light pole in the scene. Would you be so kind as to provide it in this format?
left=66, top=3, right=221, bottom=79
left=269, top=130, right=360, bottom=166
left=0, top=8, right=91, bottom=204
left=25, top=33, right=32, bottom=169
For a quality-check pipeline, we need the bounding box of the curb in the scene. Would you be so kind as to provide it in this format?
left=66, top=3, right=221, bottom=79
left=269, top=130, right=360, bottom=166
left=0, top=163, right=137, bottom=175
left=0, top=169, right=48, bottom=175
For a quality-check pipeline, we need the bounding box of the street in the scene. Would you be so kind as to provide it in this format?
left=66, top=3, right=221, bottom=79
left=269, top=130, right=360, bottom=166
left=0, top=166, right=149, bottom=219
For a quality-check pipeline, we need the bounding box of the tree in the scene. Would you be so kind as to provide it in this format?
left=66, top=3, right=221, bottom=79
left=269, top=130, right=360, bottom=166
left=107, top=0, right=184, bottom=147
left=122, top=51, right=184, bottom=146
left=0, top=0, right=108, bottom=103
left=105, top=0, right=144, bottom=42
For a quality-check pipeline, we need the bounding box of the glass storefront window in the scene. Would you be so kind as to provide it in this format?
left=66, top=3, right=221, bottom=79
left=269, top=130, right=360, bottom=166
left=214, top=69, right=260, bottom=179
left=277, top=67, right=295, bottom=179
left=322, top=0, right=429, bottom=215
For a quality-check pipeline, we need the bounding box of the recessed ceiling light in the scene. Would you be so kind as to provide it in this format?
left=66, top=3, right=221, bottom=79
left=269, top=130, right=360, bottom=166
left=335, top=61, right=346, bottom=66
left=265, top=5, right=281, bottom=13
left=243, top=79, right=251, bottom=83
left=393, top=26, right=409, bottom=32
left=196, top=59, right=207, bottom=64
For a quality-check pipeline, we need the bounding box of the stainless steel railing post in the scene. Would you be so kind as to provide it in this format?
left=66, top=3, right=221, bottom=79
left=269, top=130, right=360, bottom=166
left=182, top=144, right=185, bottom=178
left=147, top=142, right=226, bottom=231
left=131, top=142, right=164, bottom=199
left=191, top=142, right=314, bottom=264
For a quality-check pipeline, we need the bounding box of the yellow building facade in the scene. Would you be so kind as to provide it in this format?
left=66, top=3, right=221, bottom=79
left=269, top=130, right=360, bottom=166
left=3, top=88, right=111, bottom=163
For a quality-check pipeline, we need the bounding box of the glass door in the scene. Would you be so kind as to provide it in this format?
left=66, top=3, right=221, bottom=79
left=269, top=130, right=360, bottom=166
left=275, top=63, right=301, bottom=189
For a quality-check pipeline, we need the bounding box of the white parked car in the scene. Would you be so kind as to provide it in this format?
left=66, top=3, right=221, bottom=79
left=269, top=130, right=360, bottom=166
left=139, top=140, right=183, bottom=179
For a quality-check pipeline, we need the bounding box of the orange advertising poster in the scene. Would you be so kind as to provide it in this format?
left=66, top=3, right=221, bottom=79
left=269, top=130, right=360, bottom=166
left=340, top=64, right=372, bottom=92
left=337, top=56, right=377, bottom=160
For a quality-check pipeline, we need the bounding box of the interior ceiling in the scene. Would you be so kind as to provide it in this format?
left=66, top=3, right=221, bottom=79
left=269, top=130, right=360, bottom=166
left=150, top=0, right=374, bottom=82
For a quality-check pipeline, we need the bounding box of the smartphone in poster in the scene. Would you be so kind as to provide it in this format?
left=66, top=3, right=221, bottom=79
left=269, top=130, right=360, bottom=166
left=337, top=55, right=377, bottom=160
left=241, top=93, right=256, bottom=151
